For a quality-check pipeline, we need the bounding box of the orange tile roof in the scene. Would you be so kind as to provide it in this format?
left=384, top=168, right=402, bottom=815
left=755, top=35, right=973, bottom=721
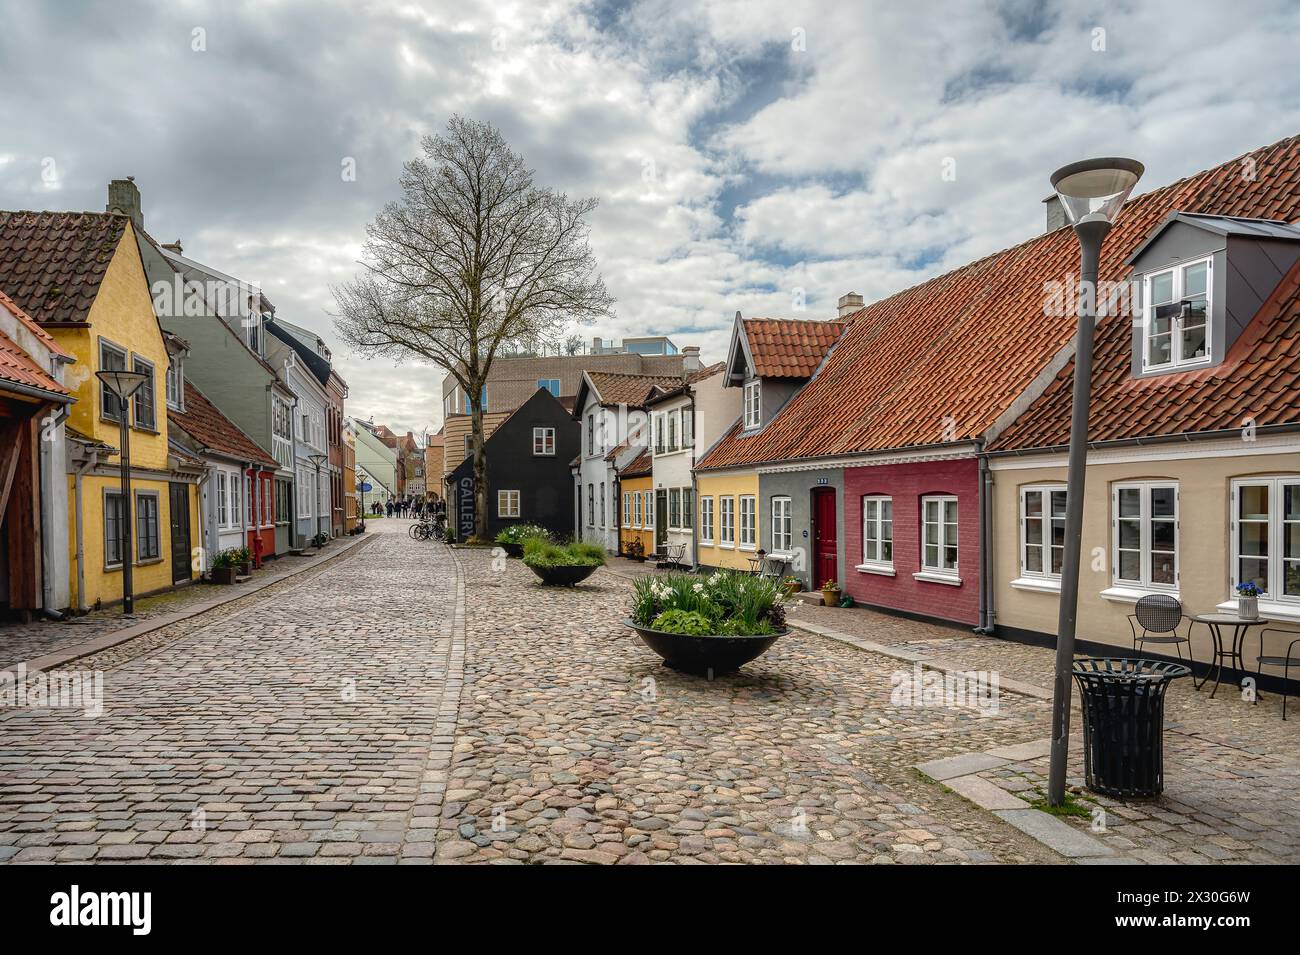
left=619, top=446, right=653, bottom=477
left=168, top=381, right=278, bottom=468
left=699, top=133, right=1300, bottom=471
left=0, top=290, right=71, bottom=399
left=743, top=319, right=845, bottom=378
left=0, top=211, right=128, bottom=325
left=586, top=371, right=683, bottom=408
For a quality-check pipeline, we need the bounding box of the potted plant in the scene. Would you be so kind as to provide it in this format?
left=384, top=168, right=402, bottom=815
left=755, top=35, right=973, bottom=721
left=821, top=580, right=841, bottom=607
left=626, top=538, right=646, bottom=563
left=235, top=546, right=253, bottom=577
left=495, top=524, right=550, bottom=558
left=523, top=537, right=606, bottom=586
left=781, top=575, right=801, bottom=598
left=1236, top=581, right=1263, bottom=619
left=626, top=570, right=789, bottom=675
left=210, top=549, right=239, bottom=585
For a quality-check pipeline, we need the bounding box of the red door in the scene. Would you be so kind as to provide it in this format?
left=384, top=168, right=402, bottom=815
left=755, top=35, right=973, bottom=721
left=812, top=488, right=838, bottom=588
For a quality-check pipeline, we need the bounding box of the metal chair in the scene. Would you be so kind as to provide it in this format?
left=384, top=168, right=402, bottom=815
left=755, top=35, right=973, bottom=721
left=1254, top=628, right=1300, bottom=720
left=1128, top=594, right=1193, bottom=664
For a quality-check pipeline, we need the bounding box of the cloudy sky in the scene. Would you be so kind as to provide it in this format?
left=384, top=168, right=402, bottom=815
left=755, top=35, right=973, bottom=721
left=2, top=0, right=1297, bottom=435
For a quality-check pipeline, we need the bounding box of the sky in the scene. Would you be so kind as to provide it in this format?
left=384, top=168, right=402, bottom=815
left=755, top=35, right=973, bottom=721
left=2, top=0, right=1298, bottom=436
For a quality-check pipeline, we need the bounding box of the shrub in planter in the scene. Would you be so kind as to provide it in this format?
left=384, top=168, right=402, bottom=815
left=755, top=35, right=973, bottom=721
left=210, top=548, right=240, bottom=585
left=523, top=538, right=605, bottom=586
left=495, top=524, right=550, bottom=558
left=625, top=538, right=646, bottom=562
left=820, top=580, right=841, bottom=607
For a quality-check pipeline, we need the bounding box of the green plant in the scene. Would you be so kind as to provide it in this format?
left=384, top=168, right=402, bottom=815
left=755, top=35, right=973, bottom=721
left=1235, top=581, right=1263, bottom=597
left=821, top=580, right=840, bottom=590
left=625, top=538, right=645, bottom=559
left=212, top=548, right=239, bottom=569
left=496, top=524, right=550, bottom=546
left=235, top=546, right=252, bottom=563
left=523, top=537, right=607, bottom=569
left=630, top=570, right=784, bottom=636
left=650, top=609, right=715, bottom=635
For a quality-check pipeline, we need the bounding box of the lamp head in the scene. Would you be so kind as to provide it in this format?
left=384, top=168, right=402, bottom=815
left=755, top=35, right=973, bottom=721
left=1050, top=157, right=1144, bottom=227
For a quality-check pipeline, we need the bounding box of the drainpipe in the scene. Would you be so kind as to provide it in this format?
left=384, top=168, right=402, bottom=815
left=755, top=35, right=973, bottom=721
left=288, top=395, right=300, bottom=548
left=972, top=439, right=996, bottom=635
left=688, top=389, right=698, bottom=570
left=39, top=403, right=71, bottom=618
left=72, top=450, right=101, bottom=613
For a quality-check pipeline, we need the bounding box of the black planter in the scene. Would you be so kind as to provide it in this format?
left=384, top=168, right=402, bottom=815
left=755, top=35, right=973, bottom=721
left=210, top=566, right=238, bottom=585
left=526, top=562, right=599, bottom=586
left=500, top=541, right=524, bottom=559
left=624, top=620, right=785, bottom=675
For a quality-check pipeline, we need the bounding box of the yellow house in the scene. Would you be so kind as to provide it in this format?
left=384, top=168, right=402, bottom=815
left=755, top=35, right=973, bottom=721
left=694, top=466, right=760, bottom=572
left=618, top=449, right=653, bottom=558
left=0, top=206, right=201, bottom=610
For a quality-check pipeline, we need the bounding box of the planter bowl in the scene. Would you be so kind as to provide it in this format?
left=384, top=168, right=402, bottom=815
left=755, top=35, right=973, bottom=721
left=499, top=541, right=525, bottom=559
left=624, top=620, right=785, bottom=675
left=526, top=562, right=599, bottom=586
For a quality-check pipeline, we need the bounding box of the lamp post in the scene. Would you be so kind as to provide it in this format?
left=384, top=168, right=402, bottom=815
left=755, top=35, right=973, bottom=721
left=309, top=452, right=328, bottom=543
left=95, top=369, right=150, bottom=615
left=1046, top=157, right=1143, bottom=806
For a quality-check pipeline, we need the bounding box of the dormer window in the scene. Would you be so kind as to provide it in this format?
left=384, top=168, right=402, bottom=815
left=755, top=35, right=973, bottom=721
left=165, top=356, right=184, bottom=411
left=1143, top=257, right=1211, bottom=370
left=743, top=380, right=761, bottom=430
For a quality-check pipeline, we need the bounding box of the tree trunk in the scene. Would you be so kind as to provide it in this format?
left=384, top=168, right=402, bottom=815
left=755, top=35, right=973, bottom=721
left=471, top=399, right=489, bottom=542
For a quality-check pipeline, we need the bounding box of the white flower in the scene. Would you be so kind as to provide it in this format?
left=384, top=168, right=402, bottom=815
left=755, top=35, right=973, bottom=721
left=692, top=582, right=704, bottom=593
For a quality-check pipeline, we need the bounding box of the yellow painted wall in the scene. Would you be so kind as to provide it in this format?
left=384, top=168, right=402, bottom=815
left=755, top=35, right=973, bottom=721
left=54, top=221, right=197, bottom=608
left=993, top=445, right=1300, bottom=663
left=695, top=469, right=760, bottom=571
left=618, top=474, right=654, bottom=556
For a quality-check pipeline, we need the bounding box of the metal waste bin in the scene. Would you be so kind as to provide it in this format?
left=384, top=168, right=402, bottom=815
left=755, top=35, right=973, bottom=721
left=1072, top=657, right=1191, bottom=798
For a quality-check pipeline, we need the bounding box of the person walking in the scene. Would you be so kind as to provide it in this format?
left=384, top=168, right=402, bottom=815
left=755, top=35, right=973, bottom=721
left=385, top=500, right=393, bottom=518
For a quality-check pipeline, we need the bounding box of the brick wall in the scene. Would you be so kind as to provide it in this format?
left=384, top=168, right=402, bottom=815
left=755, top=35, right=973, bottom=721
left=842, top=457, right=980, bottom=626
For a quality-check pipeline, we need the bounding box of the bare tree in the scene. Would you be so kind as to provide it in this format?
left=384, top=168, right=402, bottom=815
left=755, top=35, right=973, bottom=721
left=334, top=115, right=614, bottom=540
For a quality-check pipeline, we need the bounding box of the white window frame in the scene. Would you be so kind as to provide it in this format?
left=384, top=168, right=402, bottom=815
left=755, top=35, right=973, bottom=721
left=669, top=488, right=681, bottom=529
left=739, top=495, right=756, bottom=550
left=643, top=491, right=654, bottom=529
left=1142, top=255, right=1212, bottom=372
left=216, top=471, right=229, bottom=527
left=1230, top=477, right=1300, bottom=605
left=229, top=469, right=242, bottom=529
left=919, top=494, right=959, bottom=579
left=859, top=495, right=893, bottom=571
left=599, top=482, right=605, bottom=528
left=771, top=496, right=792, bottom=553
left=1111, top=482, right=1179, bottom=591
left=719, top=496, right=735, bottom=547
left=699, top=496, right=714, bottom=544
left=587, top=484, right=594, bottom=526
left=622, top=492, right=631, bottom=528
left=498, top=489, right=520, bottom=518
left=533, top=427, right=555, bottom=456
left=743, top=380, right=761, bottom=430
left=1019, top=485, right=1067, bottom=580
left=632, top=490, right=642, bottom=528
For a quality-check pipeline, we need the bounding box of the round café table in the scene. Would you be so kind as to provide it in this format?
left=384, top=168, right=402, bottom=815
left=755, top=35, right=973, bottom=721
left=1187, top=612, right=1268, bottom=699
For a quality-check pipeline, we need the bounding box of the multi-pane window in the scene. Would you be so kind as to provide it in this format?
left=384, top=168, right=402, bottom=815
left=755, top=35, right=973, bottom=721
left=599, top=483, right=606, bottom=528
left=771, top=497, right=792, bottom=552
left=537, top=378, right=561, bottom=397
left=653, top=414, right=664, bottom=454
left=643, top=491, right=654, bottom=529
left=1021, top=486, right=1066, bottom=578
left=230, top=471, right=242, bottom=527
left=498, top=490, right=520, bottom=518
left=669, top=488, right=681, bottom=528
left=700, top=496, right=714, bottom=543
left=1231, top=478, right=1300, bottom=602
left=104, top=490, right=126, bottom=567
left=743, top=381, right=761, bottom=430
left=136, top=492, right=160, bottom=561
left=720, top=496, right=735, bottom=545
left=681, top=409, right=693, bottom=449
left=1112, top=482, right=1178, bottom=589
left=622, top=492, right=631, bottom=528
left=1144, top=257, right=1211, bottom=370
left=533, top=427, right=555, bottom=456
left=132, top=357, right=155, bottom=430
left=682, top=488, right=693, bottom=530
left=166, top=358, right=183, bottom=410
left=217, top=472, right=229, bottom=526
left=666, top=413, right=678, bottom=452
left=587, top=415, right=595, bottom=455
left=861, top=495, right=893, bottom=567
left=633, top=491, right=643, bottom=528
left=921, top=495, right=959, bottom=576
left=739, top=495, right=756, bottom=548
left=99, top=339, right=127, bottom=421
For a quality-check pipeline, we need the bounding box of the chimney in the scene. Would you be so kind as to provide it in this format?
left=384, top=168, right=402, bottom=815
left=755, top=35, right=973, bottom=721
left=106, top=177, right=143, bottom=232
left=681, top=345, right=701, bottom=373
left=837, top=291, right=864, bottom=318
left=161, top=239, right=183, bottom=255
left=1043, top=194, right=1066, bottom=232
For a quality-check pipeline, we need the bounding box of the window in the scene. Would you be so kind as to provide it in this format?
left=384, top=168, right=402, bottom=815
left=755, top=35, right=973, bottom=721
left=667, top=413, right=678, bottom=452
left=498, top=489, right=520, bottom=518
left=104, top=490, right=126, bottom=568
left=720, top=496, right=735, bottom=546
left=682, top=488, right=693, bottom=530
left=654, top=414, right=664, bottom=454
left=599, top=482, right=606, bottom=528
left=99, top=339, right=127, bottom=421
left=1231, top=477, right=1300, bottom=602
left=136, top=492, right=160, bottom=561
left=860, top=495, right=893, bottom=568
left=643, top=491, right=654, bottom=529
left=587, top=485, right=594, bottom=526
left=217, top=472, right=229, bottom=526
left=1143, top=257, right=1211, bottom=370
left=166, top=357, right=183, bottom=410
left=622, top=492, right=631, bottom=528
left=681, top=409, right=693, bottom=449
left=1020, top=486, right=1066, bottom=578
left=533, top=427, right=555, bottom=456
left=771, top=497, right=792, bottom=552
left=229, top=471, right=242, bottom=528
left=743, top=380, right=761, bottom=430
left=587, top=415, right=595, bottom=455
left=462, top=385, right=488, bottom=413
left=739, top=495, right=756, bottom=549
left=633, top=491, right=643, bottom=528
left=1112, top=482, right=1178, bottom=589
left=131, top=357, right=156, bottom=430
left=669, top=488, right=681, bottom=528
left=298, top=467, right=312, bottom=519
left=700, top=496, right=714, bottom=543
left=537, top=378, right=561, bottom=397
left=921, top=495, right=959, bottom=577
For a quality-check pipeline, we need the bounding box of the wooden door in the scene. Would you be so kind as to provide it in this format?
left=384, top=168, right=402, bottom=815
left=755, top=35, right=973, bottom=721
left=169, top=482, right=192, bottom=584
left=655, top=490, right=668, bottom=547
left=812, top=487, right=838, bottom=588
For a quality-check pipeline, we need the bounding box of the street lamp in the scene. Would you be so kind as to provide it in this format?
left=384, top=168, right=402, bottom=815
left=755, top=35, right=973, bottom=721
left=1046, top=156, right=1143, bottom=806
left=309, top=452, right=328, bottom=543
left=95, top=368, right=150, bottom=615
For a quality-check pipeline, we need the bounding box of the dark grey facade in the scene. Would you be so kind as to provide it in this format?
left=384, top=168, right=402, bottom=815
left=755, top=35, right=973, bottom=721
left=757, top=466, right=846, bottom=590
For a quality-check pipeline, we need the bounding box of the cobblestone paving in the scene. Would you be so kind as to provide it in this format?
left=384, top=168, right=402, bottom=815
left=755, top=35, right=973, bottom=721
left=437, top=550, right=1059, bottom=864
left=0, top=521, right=456, bottom=864
left=788, top=600, right=1300, bottom=863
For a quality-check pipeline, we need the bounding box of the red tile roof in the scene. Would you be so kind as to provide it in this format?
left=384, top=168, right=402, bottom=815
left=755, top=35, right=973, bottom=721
left=699, top=134, right=1300, bottom=471
left=168, top=381, right=278, bottom=468
left=0, top=290, right=71, bottom=398
left=0, top=211, right=129, bottom=325
left=743, top=319, right=845, bottom=378
left=586, top=371, right=684, bottom=408
left=619, top=446, right=653, bottom=478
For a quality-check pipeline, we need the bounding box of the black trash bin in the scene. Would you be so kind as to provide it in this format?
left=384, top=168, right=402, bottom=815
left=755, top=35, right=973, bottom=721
left=1072, top=657, right=1191, bottom=799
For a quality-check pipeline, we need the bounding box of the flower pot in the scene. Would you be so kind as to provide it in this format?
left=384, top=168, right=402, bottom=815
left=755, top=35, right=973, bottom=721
left=526, top=563, right=599, bottom=586
left=1238, top=595, right=1259, bottom=619
left=821, top=587, right=840, bottom=607
left=625, top=620, right=785, bottom=675
left=239, top=562, right=252, bottom=577
left=211, top=566, right=238, bottom=585
left=500, top=541, right=524, bottom=559
left=783, top=580, right=800, bottom=598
